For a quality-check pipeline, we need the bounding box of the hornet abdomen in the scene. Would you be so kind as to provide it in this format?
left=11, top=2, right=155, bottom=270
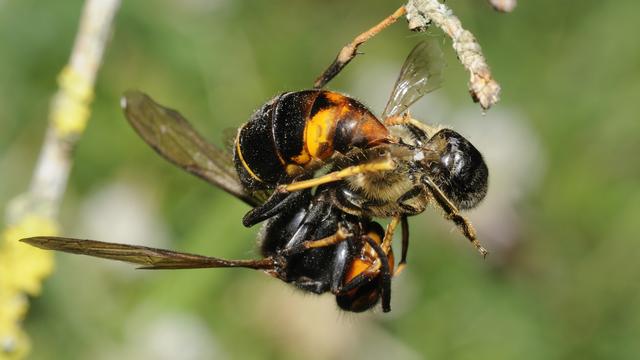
left=234, top=90, right=388, bottom=190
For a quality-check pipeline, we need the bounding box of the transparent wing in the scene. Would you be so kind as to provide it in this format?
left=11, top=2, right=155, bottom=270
left=21, top=237, right=275, bottom=270
left=122, top=90, right=260, bottom=206
left=382, top=38, right=445, bottom=119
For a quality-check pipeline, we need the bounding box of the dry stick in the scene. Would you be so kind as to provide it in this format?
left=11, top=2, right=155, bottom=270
left=406, top=0, right=501, bottom=109
left=315, top=1, right=502, bottom=110
left=314, top=6, right=407, bottom=89
left=29, top=0, right=121, bottom=216
left=0, top=0, right=121, bottom=357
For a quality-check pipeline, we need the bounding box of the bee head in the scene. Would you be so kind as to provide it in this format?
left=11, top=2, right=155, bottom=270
left=421, top=129, right=488, bottom=210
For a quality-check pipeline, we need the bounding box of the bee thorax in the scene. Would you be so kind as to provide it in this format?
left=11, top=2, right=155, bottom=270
left=347, top=169, right=413, bottom=203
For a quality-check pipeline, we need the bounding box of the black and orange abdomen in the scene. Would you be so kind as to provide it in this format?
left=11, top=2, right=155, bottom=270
left=337, top=222, right=394, bottom=312
left=234, top=90, right=388, bottom=190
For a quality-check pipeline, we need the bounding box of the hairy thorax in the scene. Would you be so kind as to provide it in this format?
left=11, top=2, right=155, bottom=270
left=333, top=162, right=428, bottom=218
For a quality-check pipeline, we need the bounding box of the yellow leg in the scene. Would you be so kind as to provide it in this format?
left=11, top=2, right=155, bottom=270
left=278, top=159, right=395, bottom=193
left=301, top=227, right=351, bottom=250
left=382, top=216, right=401, bottom=253
left=360, top=215, right=401, bottom=277
left=281, top=227, right=351, bottom=257
left=394, top=264, right=407, bottom=276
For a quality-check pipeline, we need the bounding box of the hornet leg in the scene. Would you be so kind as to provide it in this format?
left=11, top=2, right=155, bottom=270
left=314, top=6, right=407, bottom=88
left=242, top=189, right=308, bottom=227
left=278, top=159, right=395, bottom=193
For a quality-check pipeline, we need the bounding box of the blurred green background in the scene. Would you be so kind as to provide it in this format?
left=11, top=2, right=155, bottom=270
left=2, top=0, right=640, bottom=359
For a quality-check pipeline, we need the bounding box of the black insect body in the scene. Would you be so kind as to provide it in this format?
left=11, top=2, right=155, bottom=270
left=21, top=38, right=489, bottom=313
left=22, top=91, right=396, bottom=312
left=258, top=190, right=394, bottom=312
left=237, top=38, right=489, bottom=257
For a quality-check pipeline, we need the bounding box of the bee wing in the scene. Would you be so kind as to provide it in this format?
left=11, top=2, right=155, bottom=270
left=122, top=90, right=260, bottom=206
left=382, top=38, right=445, bottom=119
left=21, top=237, right=275, bottom=270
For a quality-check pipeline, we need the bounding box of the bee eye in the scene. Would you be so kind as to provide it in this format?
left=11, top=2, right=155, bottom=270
left=427, top=129, right=488, bottom=210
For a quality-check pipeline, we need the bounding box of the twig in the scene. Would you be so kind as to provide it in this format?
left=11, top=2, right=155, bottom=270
left=314, top=6, right=407, bottom=89
left=405, top=0, right=501, bottom=109
left=315, top=1, right=502, bottom=110
left=0, top=0, right=120, bottom=358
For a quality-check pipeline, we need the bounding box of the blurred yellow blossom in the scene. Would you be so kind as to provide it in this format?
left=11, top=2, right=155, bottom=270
left=0, top=216, right=58, bottom=359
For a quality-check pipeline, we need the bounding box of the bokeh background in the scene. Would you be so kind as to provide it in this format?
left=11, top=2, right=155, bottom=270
left=2, top=0, right=640, bottom=359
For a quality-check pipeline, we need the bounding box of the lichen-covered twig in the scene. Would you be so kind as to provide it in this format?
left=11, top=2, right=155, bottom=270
left=0, top=0, right=120, bottom=358
left=488, top=0, right=517, bottom=13
left=314, top=6, right=407, bottom=89
left=405, top=0, right=500, bottom=109
left=315, top=0, right=502, bottom=110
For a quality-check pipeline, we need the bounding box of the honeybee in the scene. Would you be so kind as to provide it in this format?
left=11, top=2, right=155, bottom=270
left=22, top=37, right=488, bottom=313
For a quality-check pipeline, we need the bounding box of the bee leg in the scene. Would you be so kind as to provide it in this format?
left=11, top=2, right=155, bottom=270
left=395, top=216, right=410, bottom=276
left=394, top=189, right=419, bottom=274
left=278, top=160, right=395, bottom=193
left=396, top=185, right=425, bottom=214
left=423, top=177, right=489, bottom=257
left=382, top=216, right=400, bottom=253
left=314, top=6, right=407, bottom=88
